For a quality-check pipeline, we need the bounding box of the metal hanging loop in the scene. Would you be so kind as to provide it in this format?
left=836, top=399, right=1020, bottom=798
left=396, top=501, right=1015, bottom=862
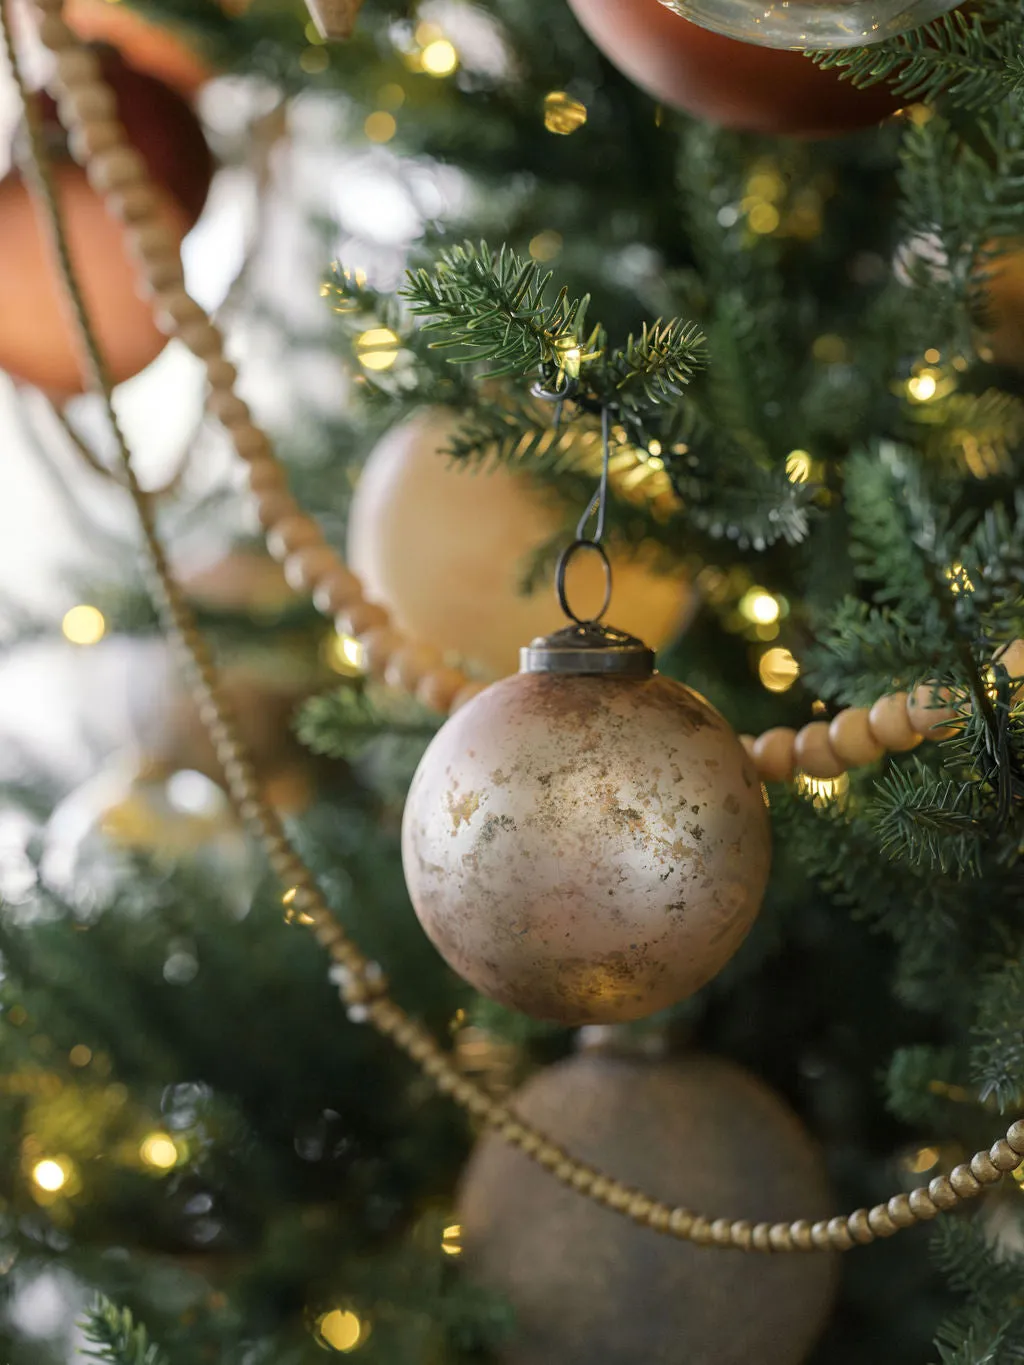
left=553, top=405, right=614, bottom=626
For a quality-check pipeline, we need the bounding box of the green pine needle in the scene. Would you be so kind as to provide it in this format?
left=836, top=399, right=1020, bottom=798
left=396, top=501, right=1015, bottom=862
left=79, top=1300, right=167, bottom=1365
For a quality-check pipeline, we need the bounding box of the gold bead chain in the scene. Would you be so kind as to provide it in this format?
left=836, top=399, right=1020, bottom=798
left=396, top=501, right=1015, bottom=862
left=4, top=0, right=1023, bottom=1254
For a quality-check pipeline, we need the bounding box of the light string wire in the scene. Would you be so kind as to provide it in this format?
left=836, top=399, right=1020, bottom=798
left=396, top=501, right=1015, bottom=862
left=5, top=0, right=1024, bottom=1256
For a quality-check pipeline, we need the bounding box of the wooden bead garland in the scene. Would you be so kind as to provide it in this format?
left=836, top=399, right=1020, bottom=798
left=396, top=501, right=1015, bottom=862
left=9, top=0, right=1024, bottom=1261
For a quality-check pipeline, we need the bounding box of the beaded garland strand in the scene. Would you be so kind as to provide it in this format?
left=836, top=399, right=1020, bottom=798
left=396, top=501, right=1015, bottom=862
left=6, top=0, right=1024, bottom=1257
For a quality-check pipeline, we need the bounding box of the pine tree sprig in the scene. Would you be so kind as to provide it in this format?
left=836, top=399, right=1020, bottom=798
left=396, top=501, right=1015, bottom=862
left=80, top=1300, right=167, bottom=1365
left=809, top=1, right=1024, bottom=110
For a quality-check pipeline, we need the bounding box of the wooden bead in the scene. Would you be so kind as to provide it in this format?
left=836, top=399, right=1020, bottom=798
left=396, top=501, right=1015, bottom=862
left=908, top=1187, right=939, bottom=1220
left=450, top=681, right=489, bottom=713
left=752, top=726, right=797, bottom=783
left=907, top=683, right=959, bottom=740
left=886, top=1194, right=916, bottom=1228
left=846, top=1209, right=875, bottom=1244
left=710, top=1217, right=733, bottom=1246
left=738, top=733, right=756, bottom=759
left=970, top=1151, right=1002, bottom=1184
left=1007, top=1120, right=1024, bottom=1153
left=55, top=48, right=102, bottom=87
left=107, top=183, right=160, bottom=223
left=768, top=1223, right=793, bottom=1251
left=266, top=514, right=323, bottom=562
left=208, top=390, right=251, bottom=428
left=138, top=254, right=185, bottom=293
left=338, top=600, right=390, bottom=636
left=232, top=425, right=272, bottom=463
left=868, top=692, right=922, bottom=752
left=153, top=287, right=205, bottom=332
left=205, top=356, right=239, bottom=391
left=793, top=721, right=845, bottom=779
left=176, top=319, right=222, bottom=359
left=927, top=1175, right=958, bottom=1209
left=991, top=1138, right=1023, bottom=1171
left=69, top=120, right=122, bottom=160
left=949, top=1163, right=981, bottom=1198
left=284, top=544, right=340, bottom=594
left=255, top=490, right=299, bottom=531
left=828, top=707, right=884, bottom=767
left=789, top=1219, right=815, bottom=1251
left=729, top=1219, right=753, bottom=1250
left=245, top=459, right=286, bottom=496
left=417, top=666, right=468, bottom=714
left=667, top=1208, right=693, bottom=1236
left=59, top=83, right=118, bottom=121
left=129, top=220, right=180, bottom=266
left=311, top=565, right=363, bottom=616
left=827, top=1217, right=854, bottom=1251
left=810, top=1221, right=831, bottom=1250
left=86, top=145, right=146, bottom=193
left=385, top=643, right=444, bottom=693
left=38, top=13, right=77, bottom=48
left=867, top=1204, right=897, bottom=1237
left=750, top=1222, right=771, bottom=1251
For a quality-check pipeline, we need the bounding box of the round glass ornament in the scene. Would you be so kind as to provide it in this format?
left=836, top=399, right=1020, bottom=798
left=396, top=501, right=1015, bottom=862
left=658, top=0, right=960, bottom=50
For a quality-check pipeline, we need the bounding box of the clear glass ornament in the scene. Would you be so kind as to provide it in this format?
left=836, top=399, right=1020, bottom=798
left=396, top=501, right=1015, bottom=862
left=658, top=0, right=960, bottom=50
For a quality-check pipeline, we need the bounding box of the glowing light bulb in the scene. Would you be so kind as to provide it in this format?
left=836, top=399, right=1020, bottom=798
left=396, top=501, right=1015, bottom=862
left=795, top=772, right=850, bottom=806
left=543, top=91, right=587, bottom=135
left=421, top=38, right=458, bottom=75
left=32, top=1158, right=69, bottom=1192
left=327, top=632, right=365, bottom=675
left=363, top=111, right=397, bottom=144
left=758, top=647, right=800, bottom=693
left=140, top=1132, right=180, bottom=1170
left=62, top=604, right=106, bottom=645
left=441, top=1222, right=463, bottom=1256
left=317, top=1308, right=369, bottom=1352
left=740, top=588, right=780, bottom=625
left=785, top=449, right=813, bottom=483
left=356, top=326, right=400, bottom=370
left=907, top=371, right=938, bottom=402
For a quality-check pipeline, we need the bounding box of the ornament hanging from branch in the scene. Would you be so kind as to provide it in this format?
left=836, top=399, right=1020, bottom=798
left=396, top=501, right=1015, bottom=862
left=304, top=0, right=363, bottom=41
left=658, top=0, right=960, bottom=48
left=401, top=405, right=770, bottom=1024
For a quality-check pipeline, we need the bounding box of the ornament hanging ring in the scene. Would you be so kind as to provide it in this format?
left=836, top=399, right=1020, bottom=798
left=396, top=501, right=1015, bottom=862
left=554, top=537, right=614, bottom=625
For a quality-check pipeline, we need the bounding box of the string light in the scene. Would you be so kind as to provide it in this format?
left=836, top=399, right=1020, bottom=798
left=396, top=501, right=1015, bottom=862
left=377, top=82, right=405, bottom=109
left=785, top=449, right=813, bottom=483
left=62, top=604, right=106, bottom=645
left=326, top=632, right=365, bottom=675
left=812, top=334, right=847, bottom=365
left=441, top=1222, right=463, bottom=1256
left=363, top=111, right=396, bottom=144
left=528, top=229, right=562, bottom=262
left=543, top=91, right=587, bottom=135
left=903, top=1145, right=940, bottom=1174
left=907, top=371, right=938, bottom=402
left=945, top=561, right=974, bottom=595
left=283, top=886, right=314, bottom=927
left=32, top=1158, right=70, bottom=1192
left=923, top=347, right=941, bottom=364
left=420, top=37, right=458, bottom=76
left=317, top=1309, right=369, bottom=1353
left=299, top=46, right=329, bottom=74
left=140, top=1132, right=180, bottom=1170
left=68, top=1044, right=92, bottom=1068
left=758, top=647, right=800, bottom=693
left=356, top=326, right=400, bottom=370
left=795, top=772, right=850, bottom=806
left=740, top=588, right=780, bottom=625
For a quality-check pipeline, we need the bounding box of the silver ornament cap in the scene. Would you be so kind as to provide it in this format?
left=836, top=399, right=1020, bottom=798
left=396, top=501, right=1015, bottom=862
left=519, top=621, right=656, bottom=678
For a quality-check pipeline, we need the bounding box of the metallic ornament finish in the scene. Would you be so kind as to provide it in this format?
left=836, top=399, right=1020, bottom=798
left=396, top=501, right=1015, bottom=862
left=660, top=0, right=960, bottom=50
left=401, top=670, right=771, bottom=1023
left=457, top=1052, right=837, bottom=1365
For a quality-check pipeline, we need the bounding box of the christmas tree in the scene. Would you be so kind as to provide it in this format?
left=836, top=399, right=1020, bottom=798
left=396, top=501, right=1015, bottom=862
left=1, top=0, right=1024, bottom=1359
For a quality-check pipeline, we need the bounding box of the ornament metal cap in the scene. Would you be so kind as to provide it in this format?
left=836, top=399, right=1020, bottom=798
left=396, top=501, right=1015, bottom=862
left=519, top=622, right=656, bottom=678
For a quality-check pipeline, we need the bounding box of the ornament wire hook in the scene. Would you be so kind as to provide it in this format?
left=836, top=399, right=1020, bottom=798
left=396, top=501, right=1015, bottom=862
left=554, top=405, right=614, bottom=626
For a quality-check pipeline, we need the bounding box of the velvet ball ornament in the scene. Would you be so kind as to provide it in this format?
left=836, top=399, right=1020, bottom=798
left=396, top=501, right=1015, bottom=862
left=347, top=408, right=693, bottom=678
left=457, top=1049, right=836, bottom=1365
left=565, top=0, right=902, bottom=136
left=0, top=48, right=213, bottom=395
left=402, top=627, right=771, bottom=1023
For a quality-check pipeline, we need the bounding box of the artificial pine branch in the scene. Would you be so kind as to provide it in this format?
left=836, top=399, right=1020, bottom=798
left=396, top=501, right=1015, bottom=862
left=872, top=760, right=981, bottom=876
left=810, top=0, right=1024, bottom=110
left=80, top=1300, right=167, bottom=1365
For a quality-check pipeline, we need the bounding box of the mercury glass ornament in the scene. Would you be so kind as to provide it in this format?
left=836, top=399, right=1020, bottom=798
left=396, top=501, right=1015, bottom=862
left=401, top=622, right=771, bottom=1024
left=659, top=0, right=960, bottom=50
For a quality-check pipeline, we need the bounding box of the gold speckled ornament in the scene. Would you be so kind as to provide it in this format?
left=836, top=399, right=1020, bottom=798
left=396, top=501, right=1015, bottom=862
left=401, top=627, right=770, bottom=1023
left=457, top=1050, right=837, bottom=1365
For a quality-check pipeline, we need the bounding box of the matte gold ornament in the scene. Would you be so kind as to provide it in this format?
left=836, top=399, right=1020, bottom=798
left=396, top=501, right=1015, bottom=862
left=457, top=1049, right=836, bottom=1365
left=402, top=623, right=771, bottom=1023
left=347, top=408, right=693, bottom=678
